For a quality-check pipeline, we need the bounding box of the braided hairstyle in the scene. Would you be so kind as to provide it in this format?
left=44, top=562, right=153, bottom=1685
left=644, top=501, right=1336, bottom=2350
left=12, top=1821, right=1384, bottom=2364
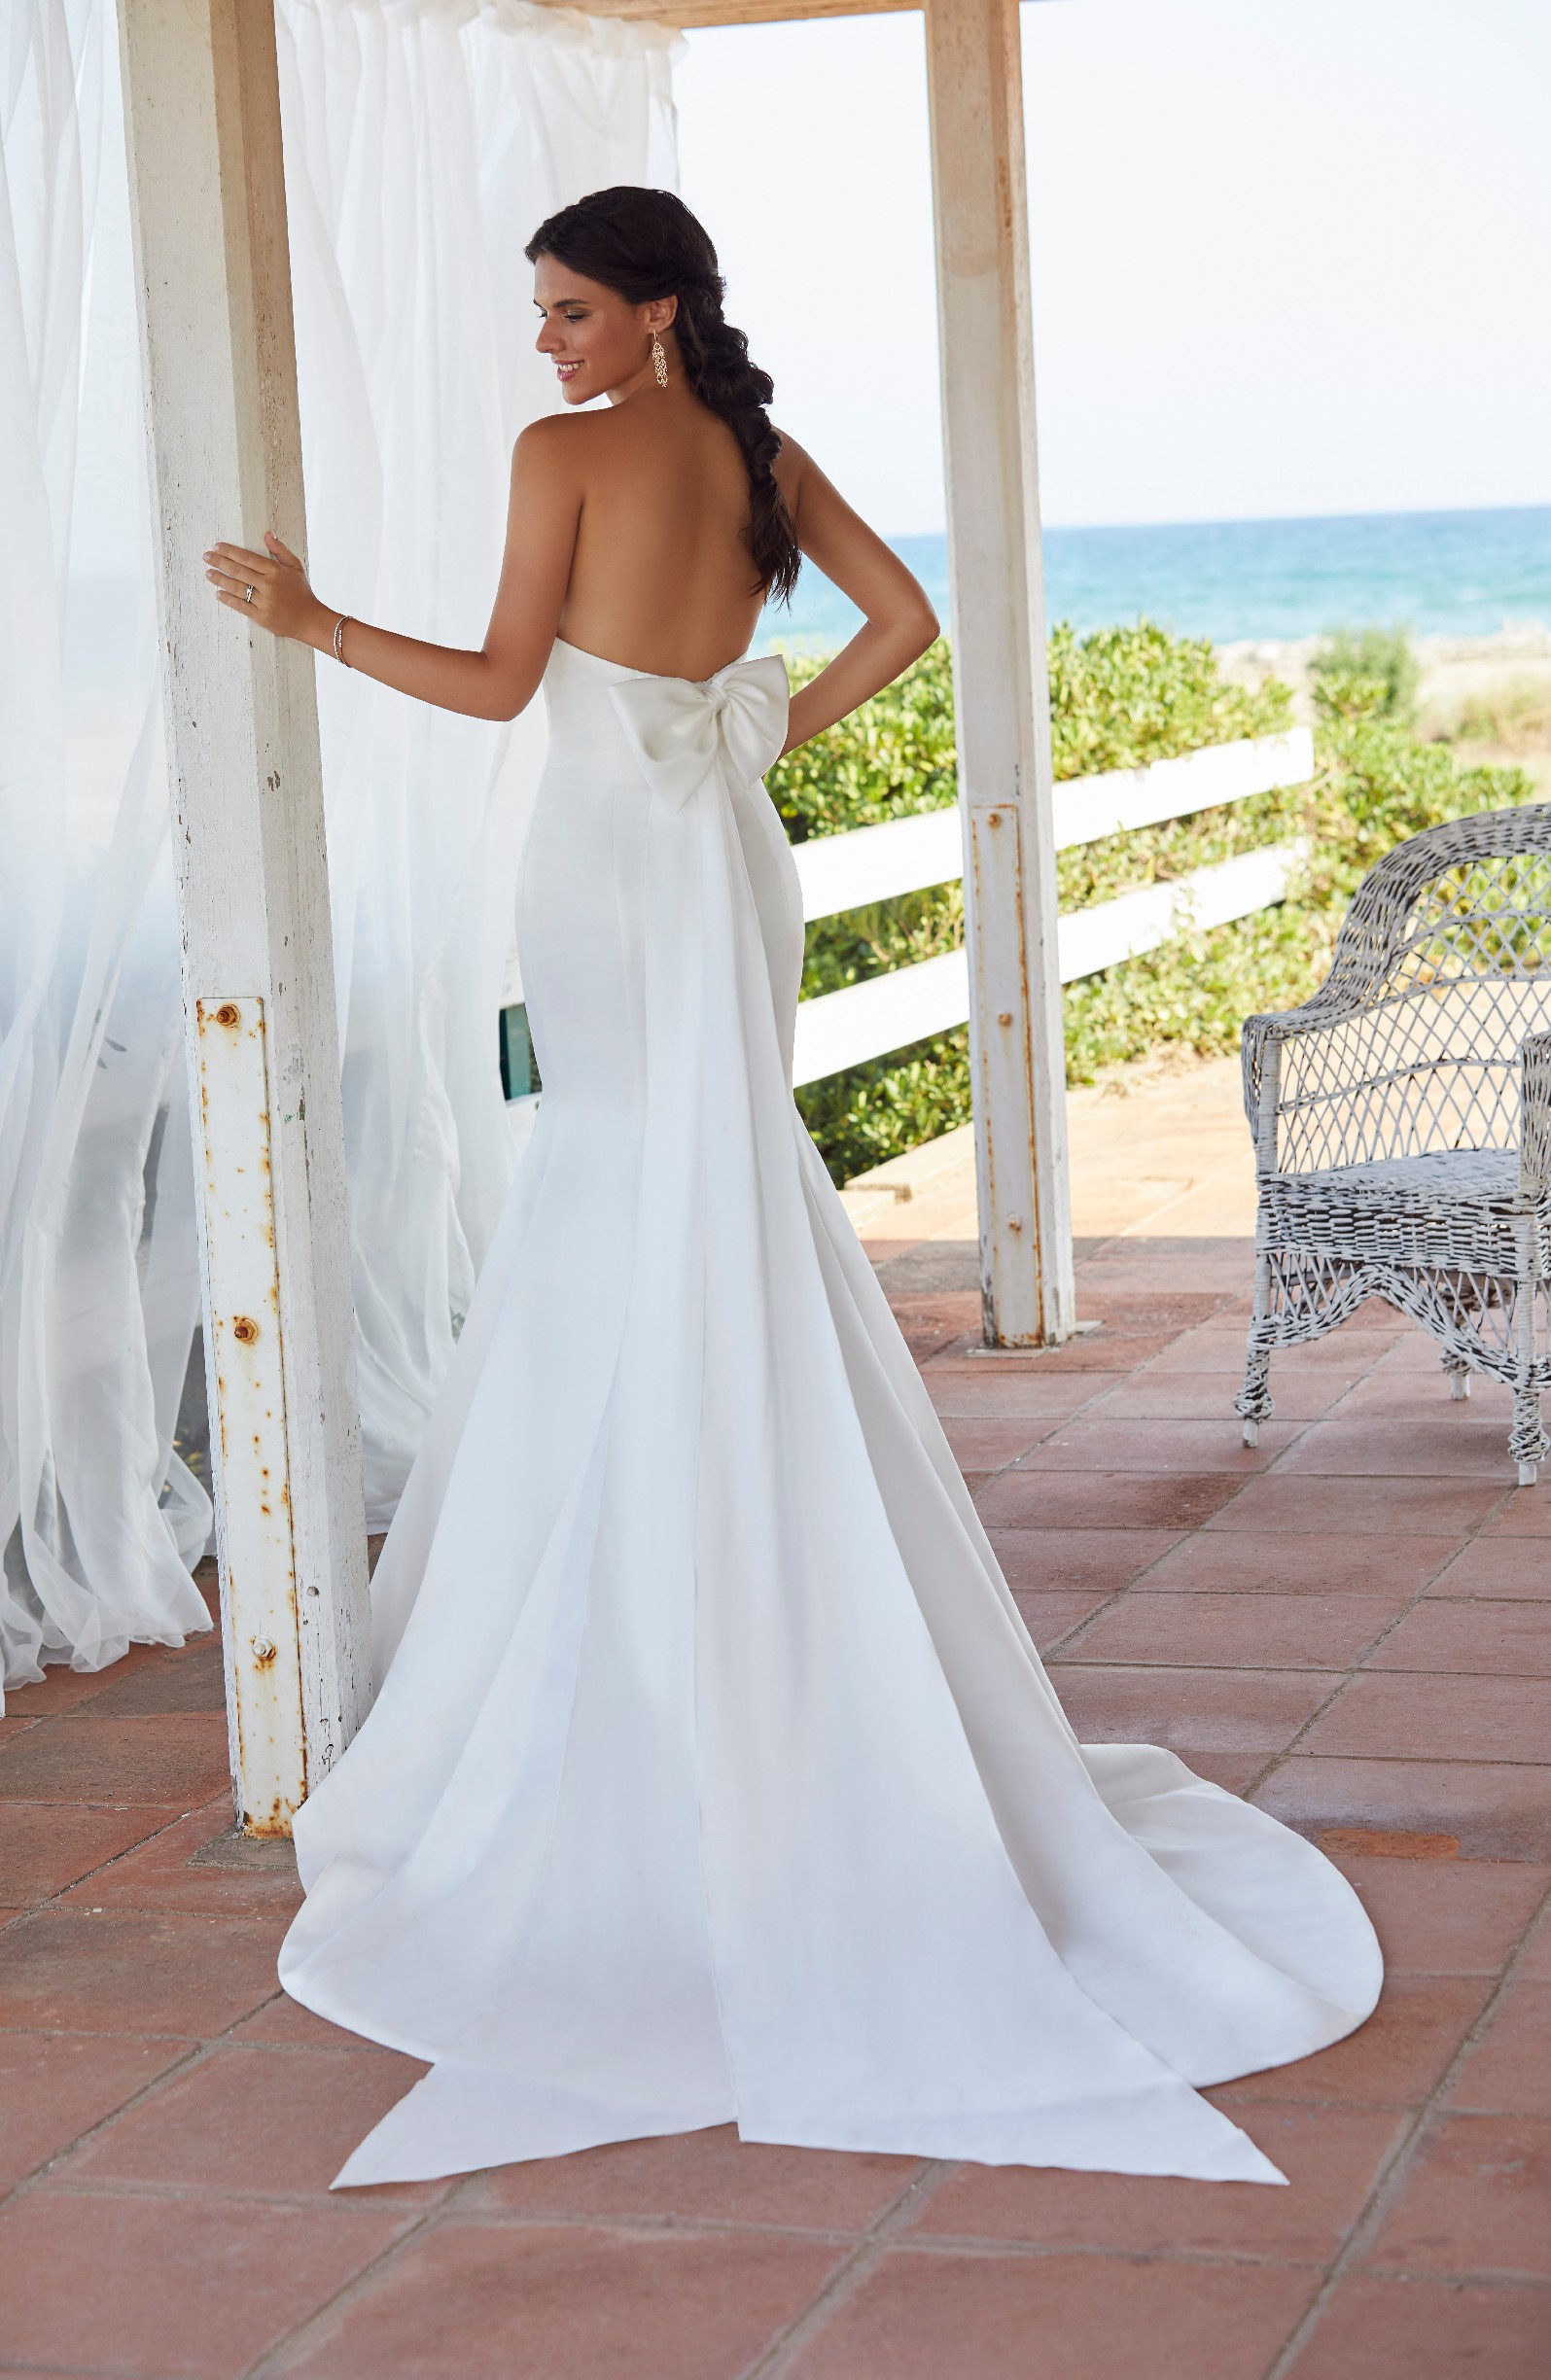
left=524, top=187, right=800, bottom=606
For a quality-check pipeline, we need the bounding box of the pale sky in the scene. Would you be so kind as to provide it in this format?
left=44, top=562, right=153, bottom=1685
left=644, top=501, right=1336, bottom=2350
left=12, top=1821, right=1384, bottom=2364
left=675, top=0, right=1551, bottom=535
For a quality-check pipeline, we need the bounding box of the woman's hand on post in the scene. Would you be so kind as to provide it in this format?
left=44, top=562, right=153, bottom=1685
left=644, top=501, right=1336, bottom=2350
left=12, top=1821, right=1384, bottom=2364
left=203, top=532, right=331, bottom=649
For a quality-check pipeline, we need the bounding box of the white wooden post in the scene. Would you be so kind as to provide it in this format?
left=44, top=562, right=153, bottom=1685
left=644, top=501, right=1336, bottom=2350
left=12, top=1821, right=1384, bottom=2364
left=119, top=0, right=370, bottom=1832
left=922, top=0, right=1074, bottom=1345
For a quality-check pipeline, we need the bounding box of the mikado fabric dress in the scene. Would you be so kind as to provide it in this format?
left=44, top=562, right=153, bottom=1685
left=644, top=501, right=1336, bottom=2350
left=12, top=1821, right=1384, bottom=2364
left=278, top=637, right=1382, bottom=2189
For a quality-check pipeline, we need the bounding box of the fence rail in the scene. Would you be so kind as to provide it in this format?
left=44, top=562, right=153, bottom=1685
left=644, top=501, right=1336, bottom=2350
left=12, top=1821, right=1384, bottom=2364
left=793, top=837, right=1312, bottom=1087
left=790, top=728, right=1314, bottom=1086
left=791, top=728, right=1313, bottom=922
left=506, top=724, right=1316, bottom=1107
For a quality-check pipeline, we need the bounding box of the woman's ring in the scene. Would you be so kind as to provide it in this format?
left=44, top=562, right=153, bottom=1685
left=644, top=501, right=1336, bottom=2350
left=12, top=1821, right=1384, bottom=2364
left=244, top=584, right=255, bottom=604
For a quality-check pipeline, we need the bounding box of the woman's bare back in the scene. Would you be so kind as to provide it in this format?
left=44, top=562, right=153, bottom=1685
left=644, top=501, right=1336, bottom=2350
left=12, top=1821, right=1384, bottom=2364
left=203, top=237, right=936, bottom=747
left=554, top=389, right=767, bottom=682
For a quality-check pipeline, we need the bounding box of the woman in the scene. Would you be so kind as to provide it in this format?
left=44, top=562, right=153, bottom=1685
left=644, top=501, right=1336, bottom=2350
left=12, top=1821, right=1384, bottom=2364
left=205, top=187, right=1379, bottom=2190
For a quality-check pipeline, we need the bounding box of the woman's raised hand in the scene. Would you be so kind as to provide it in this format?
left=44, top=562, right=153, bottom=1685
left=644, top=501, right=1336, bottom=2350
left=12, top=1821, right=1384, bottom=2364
left=203, top=531, right=328, bottom=646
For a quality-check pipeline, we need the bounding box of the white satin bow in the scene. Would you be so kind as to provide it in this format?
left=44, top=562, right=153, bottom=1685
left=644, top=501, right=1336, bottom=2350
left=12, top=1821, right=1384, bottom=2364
left=611, top=654, right=790, bottom=811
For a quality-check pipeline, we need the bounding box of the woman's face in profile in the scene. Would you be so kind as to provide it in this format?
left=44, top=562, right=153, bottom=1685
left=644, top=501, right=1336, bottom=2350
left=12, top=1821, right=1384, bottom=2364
left=533, top=256, right=665, bottom=405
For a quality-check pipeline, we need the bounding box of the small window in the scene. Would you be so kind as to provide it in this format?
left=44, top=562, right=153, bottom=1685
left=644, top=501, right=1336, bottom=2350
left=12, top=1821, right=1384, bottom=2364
left=499, top=1002, right=542, bottom=1102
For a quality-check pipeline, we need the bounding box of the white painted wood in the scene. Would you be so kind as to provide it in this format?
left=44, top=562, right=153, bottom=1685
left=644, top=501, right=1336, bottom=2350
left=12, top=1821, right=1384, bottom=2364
left=789, top=730, right=1316, bottom=923
left=791, top=840, right=1311, bottom=1087
left=793, top=806, right=964, bottom=922
left=1054, top=841, right=1312, bottom=986
left=794, top=951, right=971, bottom=1087
left=923, top=0, right=1071, bottom=1346
left=194, top=998, right=307, bottom=1830
left=1048, top=729, right=1314, bottom=853
left=120, top=0, right=370, bottom=1832
left=550, top=0, right=917, bottom=21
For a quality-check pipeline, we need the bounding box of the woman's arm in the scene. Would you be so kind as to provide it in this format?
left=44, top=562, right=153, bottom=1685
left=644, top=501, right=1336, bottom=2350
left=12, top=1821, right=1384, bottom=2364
left=774, top=439, right=939, bottom=756
left=203, top=419, right=582, bottom=722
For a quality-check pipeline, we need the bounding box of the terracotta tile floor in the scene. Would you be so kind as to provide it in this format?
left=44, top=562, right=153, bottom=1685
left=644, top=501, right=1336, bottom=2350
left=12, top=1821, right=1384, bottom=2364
left=3, top=1063, right=1549, bottom=2377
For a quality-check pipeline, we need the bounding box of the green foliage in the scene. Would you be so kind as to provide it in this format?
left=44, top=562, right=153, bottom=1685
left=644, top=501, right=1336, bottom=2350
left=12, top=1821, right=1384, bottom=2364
left=789, top=622, right=1533, bottom=1183
left=766, top=624, right=1290, bottom=845
left=1308, top=627, right=1421, bottom=726
left=1045, top=619, right=1291, bottom=777
left=766, top=644, right=957, bottom=843
left=796, top=1031, right=973, bottom=1187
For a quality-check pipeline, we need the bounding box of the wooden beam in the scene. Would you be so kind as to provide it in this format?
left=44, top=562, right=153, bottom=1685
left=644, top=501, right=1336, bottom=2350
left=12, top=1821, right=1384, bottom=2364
left=535, top=0, right=917, bottom=22
left=119, top=0, right=370, bottom=1832
left=922, top=0, right=1074, bottom=1346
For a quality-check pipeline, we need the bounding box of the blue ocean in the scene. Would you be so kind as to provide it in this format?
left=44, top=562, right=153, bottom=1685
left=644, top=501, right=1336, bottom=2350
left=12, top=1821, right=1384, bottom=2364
left=758, top=505, right=1551, bottom=653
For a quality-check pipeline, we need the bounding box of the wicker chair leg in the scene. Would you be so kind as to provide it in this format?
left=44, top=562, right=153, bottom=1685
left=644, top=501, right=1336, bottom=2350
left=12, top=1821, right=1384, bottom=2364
left=1235, top=1348, right=1274, bottom=1447
left=1235, top=1249, right=1277, bottom=1446
left=1509, top=1238, right=1546, bottom=1485
left=1442, top=1351, right=1472, bottom=1402
left=1510, top=1384, right=1546, bottom=1487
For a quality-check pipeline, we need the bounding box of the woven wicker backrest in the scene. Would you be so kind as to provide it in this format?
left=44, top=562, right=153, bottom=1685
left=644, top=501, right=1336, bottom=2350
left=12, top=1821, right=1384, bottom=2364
left=1272, top=805, right=1551, bottom=1172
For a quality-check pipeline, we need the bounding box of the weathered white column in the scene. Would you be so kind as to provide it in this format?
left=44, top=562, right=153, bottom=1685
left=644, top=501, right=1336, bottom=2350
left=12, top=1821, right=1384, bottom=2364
left=923, top=0, right=1074, bottom=1345
left=120, top=0, right=370, bottom=1831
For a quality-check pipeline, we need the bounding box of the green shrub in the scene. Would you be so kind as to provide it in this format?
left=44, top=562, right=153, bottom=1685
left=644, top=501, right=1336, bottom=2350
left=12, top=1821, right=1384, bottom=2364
left=1045, top=619, right=1292, bottom=776
left=796, top=1030, right=973, bottom=1187
left=1308, top=627, right=1421, bottom=726
left=783, top=625, right=1532, bottom=1183
left=766, top=625, right=1291, bottom=847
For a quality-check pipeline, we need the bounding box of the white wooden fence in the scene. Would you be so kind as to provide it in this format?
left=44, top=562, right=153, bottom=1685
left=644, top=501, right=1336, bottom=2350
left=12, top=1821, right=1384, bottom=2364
left=789, top=727, right=1314, bottom=1087
left=505, top=724, right=1315, bottom=1110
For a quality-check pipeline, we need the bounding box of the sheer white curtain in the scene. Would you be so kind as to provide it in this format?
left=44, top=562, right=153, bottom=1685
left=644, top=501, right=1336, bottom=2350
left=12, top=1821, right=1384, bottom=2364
left=0, top=0, right=211, bottom=1694
left=0, top=0, right=680, bottom=1693
left=276, top=0, right=680, bottom=1526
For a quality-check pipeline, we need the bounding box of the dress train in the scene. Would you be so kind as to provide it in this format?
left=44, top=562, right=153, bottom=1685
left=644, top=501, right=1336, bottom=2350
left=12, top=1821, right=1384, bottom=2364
left=278, top=638, right=1381, bottom=2188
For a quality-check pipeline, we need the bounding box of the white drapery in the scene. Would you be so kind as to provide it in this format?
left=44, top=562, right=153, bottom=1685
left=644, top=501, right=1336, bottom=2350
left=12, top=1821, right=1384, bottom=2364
left=277, top=0, right=680, bottom=1524
left=0, top=0, right=211, bottom=1690
left=0, top=0, right=680, bottom=1691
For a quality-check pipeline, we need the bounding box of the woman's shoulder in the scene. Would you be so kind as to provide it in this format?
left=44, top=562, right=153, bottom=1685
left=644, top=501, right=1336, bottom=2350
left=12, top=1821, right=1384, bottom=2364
left=771, top=428, right=811, bottom=517
left=513, top=404, right=664, bottom=486
left=512, top=409, right=612, bottom=463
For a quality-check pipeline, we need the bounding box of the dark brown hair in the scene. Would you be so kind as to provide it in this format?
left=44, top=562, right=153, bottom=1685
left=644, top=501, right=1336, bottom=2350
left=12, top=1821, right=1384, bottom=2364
left=524, top=186, right=800, bottom=606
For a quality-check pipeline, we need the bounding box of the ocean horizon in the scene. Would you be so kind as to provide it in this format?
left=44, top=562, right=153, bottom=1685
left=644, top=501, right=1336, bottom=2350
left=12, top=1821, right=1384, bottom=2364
left=758, top=503, right=1551, bottom=654
left=60, top=504, right=1551, bottom=723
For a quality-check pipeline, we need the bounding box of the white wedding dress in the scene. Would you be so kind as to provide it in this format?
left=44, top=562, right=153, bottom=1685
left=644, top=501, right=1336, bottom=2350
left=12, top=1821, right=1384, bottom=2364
left=279, top=637, right=1382, bottom=2189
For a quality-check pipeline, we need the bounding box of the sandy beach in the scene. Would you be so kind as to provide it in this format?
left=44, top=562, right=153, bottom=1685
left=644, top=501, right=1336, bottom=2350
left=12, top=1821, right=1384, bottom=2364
left=1218, top=624, right=1551, bottom=795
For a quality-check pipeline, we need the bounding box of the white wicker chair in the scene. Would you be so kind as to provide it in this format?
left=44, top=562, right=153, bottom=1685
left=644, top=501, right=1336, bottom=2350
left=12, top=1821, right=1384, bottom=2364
left=1236, top=803, right=1551, bottom=1484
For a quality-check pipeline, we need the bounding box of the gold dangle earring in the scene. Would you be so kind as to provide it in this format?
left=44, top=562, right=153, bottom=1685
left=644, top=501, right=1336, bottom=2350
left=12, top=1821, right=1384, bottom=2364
left=651, top=329, right=669, bottom=389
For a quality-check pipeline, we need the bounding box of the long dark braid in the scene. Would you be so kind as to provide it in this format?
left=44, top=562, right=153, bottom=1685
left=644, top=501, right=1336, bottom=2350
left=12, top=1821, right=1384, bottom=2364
left=523, top=187, right=801, bottom=606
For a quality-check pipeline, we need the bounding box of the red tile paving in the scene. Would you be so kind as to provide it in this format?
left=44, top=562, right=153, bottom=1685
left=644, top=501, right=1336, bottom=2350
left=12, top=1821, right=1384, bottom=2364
left=1093, top=1368, right=1350, bottom=1421
left=1014, top=1413, right=1300, bottom=1470
left=1427, top=1539, right=1551, bottom=1598
left=1066, top=1589, right=1400, bottom=1668
left=975, top=1465, right=1248, bottom=1529
left=1445, top=1978, right=1551, bottom=2118
left=2, top=1228, right=1549, bottom=2376
left=0, top=2189, right=413, bottom=2377
left=905, top=2102, right=1407, bottom=2261
left=1332, top=1855, right=1551, bottom=1976
left=1201, top=1474, right=1505, bottom=1539
left=1361, top=2112, right=1551, bottom=2281
left=1008, top=1589, right=1113, bottom=1649
left=1208, top=1974, right=1495, bottom=2109
left=786, top=2250, right=1320, bottom=2380
left=985, top=1522, right=1184, bottom=1592
left=1297, top=1672, right=1551, bottom=1761
left=1257, top=1755, right=1551, bottom=1863
left=1138, top=1527, right=1458, bottom=1597
left=1366, top=1600, right=1551, bottom=1676
left=1045, top=1660, right=1337, bottom=1755
left=1284, top=2276, right=1551, bottom=2379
